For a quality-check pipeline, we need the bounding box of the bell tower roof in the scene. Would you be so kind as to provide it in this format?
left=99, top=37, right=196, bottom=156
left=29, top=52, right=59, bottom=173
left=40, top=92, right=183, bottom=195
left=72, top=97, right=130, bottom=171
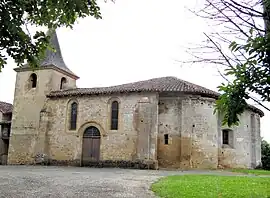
left=40, top=30, right=75, bottom=74
left=14, top=29, right=79, bottom=79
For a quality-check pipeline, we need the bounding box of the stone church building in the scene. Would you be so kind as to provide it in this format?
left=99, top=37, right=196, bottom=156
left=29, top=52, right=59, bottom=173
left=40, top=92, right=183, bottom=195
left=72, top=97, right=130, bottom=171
left=0, top=30, right=264, bottom=169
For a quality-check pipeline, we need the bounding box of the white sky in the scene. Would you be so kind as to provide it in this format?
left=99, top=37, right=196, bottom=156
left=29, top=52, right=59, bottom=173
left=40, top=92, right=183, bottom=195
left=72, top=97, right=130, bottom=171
left=0, top=0, right=269, bottom=141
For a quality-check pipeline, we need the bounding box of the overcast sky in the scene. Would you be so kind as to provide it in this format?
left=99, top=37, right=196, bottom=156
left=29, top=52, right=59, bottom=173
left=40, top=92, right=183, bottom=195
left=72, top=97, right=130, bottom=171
left=0, top=0, right=269, bottom=141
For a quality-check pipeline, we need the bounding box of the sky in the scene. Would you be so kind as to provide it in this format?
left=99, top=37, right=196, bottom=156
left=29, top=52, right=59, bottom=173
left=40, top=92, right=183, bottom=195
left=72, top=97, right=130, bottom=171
left=0, top=0, right=269, bottom=141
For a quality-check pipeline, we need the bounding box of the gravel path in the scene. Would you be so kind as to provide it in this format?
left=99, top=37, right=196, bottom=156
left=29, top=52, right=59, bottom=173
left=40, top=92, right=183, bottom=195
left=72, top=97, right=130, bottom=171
left=0, top=166, right=267, bottom=198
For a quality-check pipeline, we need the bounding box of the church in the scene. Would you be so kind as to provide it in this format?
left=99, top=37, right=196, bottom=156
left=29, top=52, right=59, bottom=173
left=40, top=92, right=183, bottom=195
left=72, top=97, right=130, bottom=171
left=0, top=30, right=264, bottom=169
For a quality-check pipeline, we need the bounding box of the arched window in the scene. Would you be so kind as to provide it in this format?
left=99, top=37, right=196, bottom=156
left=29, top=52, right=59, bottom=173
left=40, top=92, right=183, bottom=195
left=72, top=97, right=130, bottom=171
left=84, top=126, right=101, bottom=137
left=70, top=102, right=78, bottom=130
left=111, top=101, right=119, bottom=130
left=30, top=73, right=37, bottom=88
left=60, top=77, right=67, bottom=90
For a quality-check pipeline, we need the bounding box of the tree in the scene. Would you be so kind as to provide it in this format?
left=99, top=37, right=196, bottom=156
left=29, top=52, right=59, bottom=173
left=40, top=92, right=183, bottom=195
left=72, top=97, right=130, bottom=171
left=185, top=0, right=270, bottom=126
left=0, top=0, right=111, bottom=71
left=261, top=139, right=270, bottom=170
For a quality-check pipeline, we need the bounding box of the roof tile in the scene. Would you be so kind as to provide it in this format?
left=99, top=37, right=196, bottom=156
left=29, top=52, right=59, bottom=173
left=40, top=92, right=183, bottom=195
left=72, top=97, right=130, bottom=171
left=48, top=76, right=218, bottom=98
left=0, top=101, right=13, bottom=114
left=47, top=76, right=264, bottom=116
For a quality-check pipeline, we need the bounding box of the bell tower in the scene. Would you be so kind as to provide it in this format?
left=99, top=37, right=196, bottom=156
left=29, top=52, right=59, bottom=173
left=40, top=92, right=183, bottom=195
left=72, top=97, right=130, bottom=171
left=8, top=29, right=79, bottom=164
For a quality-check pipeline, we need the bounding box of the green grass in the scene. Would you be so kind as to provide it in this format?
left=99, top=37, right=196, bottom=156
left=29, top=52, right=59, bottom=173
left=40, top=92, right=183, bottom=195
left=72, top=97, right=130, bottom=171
left=230, top=169, right=270, bottom=175
left=151, top=175, right=270, bottom=198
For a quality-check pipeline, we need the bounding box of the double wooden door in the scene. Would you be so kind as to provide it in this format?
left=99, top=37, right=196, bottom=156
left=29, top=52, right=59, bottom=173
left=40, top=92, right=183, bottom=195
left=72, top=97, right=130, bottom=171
left=82, top=126, right=100, bottom=163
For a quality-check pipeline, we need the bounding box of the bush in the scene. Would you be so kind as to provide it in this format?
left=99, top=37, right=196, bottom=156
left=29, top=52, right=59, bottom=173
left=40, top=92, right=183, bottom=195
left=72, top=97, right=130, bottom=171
left=261, top=140, right=270, bottom=170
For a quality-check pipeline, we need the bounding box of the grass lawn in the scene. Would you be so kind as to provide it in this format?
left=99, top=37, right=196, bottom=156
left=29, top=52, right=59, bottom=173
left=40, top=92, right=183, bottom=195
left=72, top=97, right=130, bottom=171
left=151, top=175, right=270, bottom=198
left=230, top=169, right=270, bottom=175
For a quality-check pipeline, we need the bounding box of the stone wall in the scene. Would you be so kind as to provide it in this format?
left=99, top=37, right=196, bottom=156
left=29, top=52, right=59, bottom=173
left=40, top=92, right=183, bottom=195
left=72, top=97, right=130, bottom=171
left=8, top=68, right=77, bottom=164
left=0, top=138, right=8, bottom=165
left=157, top=97, right=182, bottom=168
left=157, top=95, right=262, bottom=170
left=218, top=111, right=262, bottom=169
left=41, top=92, right=158, bottom=167
left=0, top=113, right=12, bottom=122
left=157, top=95, right=219, bottom=169
left=180, top=96, right=219, bottom=169
left=255, top=114, right=262, bottom=166
left=0, top=112, right=12, bottom=165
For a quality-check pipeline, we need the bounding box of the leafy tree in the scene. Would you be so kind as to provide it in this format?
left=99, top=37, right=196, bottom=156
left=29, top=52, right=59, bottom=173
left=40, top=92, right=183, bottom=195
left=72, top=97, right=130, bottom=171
left=0, top=0, right=111, bottom=71
left=261, top=139, right=270, bottom=170
left=186, top=0, right=270, bottom=126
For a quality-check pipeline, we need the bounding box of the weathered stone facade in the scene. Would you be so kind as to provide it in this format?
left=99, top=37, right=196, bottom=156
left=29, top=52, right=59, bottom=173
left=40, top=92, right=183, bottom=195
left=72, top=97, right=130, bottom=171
left=218, top=111, right=261, bottom=169
left=157, top=95, right=262, bottom=169
left=8, top=68, right=77, bottom=165
left=6, top=30, right=264, bottom=169
left=42, top=93, right=158, bottom=165
left=0, top=102, right=12, bottom=165
left=7, top=78, right=262, bottom=169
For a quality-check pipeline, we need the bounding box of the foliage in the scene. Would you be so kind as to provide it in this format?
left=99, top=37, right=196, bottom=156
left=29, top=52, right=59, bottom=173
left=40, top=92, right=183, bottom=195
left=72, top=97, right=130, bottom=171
left=215, top=28, right=270, bottom=126
left=187, top=0, right=270, bottom=126
left=0, top=0, right=106, bottom=71
left=151, top=175, right=270, bottom=198
left=261, top=139, right=270, bottom=170
left=215, top=83, right=248, bottom=126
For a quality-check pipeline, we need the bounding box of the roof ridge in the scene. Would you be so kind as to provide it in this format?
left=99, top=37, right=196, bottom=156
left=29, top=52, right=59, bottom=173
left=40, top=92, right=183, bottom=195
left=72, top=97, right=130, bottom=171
left=46, top=76, right=264, bottom=117
left=0, top=101, right=12, bottom=106
left=48, top=76, right=218, bottom=95
left=50, top=76, right=183, bottom=91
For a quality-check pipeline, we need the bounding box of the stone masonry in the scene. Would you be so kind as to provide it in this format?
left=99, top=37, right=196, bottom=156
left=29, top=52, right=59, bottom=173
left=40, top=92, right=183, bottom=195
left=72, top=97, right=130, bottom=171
left=0, top=101, right=12, bottom=165
left=6, top=30, right=264, bottom=169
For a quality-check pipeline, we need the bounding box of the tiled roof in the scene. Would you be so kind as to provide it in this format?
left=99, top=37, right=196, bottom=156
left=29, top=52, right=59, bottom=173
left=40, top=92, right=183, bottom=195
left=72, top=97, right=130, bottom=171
left=48, top=76, right=264, bottom=116
left=0, top=101, right=12, bottom=114
left=48, top=76, right=219, bottom=98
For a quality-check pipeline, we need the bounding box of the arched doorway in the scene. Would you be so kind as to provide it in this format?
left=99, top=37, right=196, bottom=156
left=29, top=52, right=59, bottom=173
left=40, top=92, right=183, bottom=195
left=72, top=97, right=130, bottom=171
left=82, top=126, right=101, bottom=164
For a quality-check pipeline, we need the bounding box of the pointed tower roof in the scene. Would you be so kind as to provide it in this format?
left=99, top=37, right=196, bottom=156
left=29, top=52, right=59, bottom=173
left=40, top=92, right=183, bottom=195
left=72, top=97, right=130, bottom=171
left=40, top=30, right=72, bottom=72
left=15, top=29, right=79, bottom=79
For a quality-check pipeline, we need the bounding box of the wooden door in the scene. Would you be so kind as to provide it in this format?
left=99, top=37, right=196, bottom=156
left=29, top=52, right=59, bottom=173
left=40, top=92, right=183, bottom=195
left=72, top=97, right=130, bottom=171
left=82, top=126, right=101, bottom=165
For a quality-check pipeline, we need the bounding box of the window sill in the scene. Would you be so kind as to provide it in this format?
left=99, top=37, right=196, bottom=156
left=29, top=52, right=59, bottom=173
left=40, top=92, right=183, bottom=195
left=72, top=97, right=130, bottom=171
left=66, top=130, right=78, bottom=135
left=222, top=144, right=234, bottom=149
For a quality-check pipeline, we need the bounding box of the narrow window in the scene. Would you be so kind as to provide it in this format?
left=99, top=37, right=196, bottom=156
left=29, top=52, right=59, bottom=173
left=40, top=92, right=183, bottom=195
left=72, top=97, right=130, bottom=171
left=222, top=129, right=229, bottom=145
left=30, top=73, right=37, bottom=88
left=164, top=134, right=169, bottom=145
left=60, top=77, right=67, bottom=90
left=70, top=102, right=78, bottom=130
left=111, top=101, right=119, bottom=130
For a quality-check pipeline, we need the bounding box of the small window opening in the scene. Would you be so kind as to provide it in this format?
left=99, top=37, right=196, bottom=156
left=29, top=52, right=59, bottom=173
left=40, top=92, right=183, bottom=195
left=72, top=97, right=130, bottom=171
left=30, top=73, right=37, bottom=88
left=111, top=101, right=119, bottom=130
left=222, top=129, right=229, bottom=145
left=164, top=134, right=169, bottom=145
left=60, top=77, right=67, bottom=90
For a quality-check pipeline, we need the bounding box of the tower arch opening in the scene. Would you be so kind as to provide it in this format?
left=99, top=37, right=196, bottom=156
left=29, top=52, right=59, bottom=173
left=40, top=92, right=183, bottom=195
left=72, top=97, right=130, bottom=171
left=29, top=73, right=37, bottom=88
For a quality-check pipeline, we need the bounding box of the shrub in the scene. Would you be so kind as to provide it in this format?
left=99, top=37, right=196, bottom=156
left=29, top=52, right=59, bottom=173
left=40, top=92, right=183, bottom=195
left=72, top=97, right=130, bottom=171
left=261, top=140, right=270, bottom=170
